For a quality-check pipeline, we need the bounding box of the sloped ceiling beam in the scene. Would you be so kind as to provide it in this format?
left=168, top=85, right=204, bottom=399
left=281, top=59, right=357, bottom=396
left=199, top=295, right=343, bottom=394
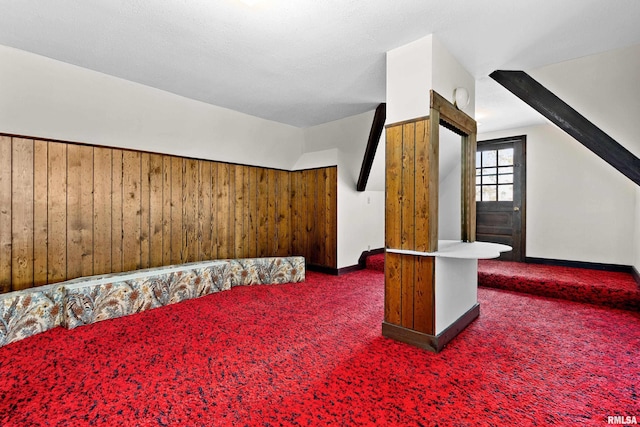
left=357, top=103, right=386, bottom=191
left=490, top=70, right=640, bottom=186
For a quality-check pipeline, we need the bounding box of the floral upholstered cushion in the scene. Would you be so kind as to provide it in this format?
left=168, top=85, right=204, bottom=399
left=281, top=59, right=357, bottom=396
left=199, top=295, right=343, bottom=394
left=226, top=257, right=305, bottom=287
left=63, top=261, right=230, bottom=329
left=0, top=284, right=65, bottom=347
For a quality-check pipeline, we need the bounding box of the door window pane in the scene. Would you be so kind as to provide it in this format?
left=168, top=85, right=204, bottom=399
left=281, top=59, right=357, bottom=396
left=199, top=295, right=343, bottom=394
left=498, top=174, right=513, bottom=184
left=498, top=148, right=514, bottom=166
left=498, top=184, right=513, bottom=201
left=482, top=185, right=497, bottom=201
left=482, top=151, right=497, bottom=167
left=482, top=167, right=497, bottom=176
left=483, top=175, right=497, bottom=184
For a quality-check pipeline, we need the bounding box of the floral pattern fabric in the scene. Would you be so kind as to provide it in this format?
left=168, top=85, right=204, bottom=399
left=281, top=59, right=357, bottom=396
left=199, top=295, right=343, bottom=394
left=0, top=284, right=66, bottom=347
left=0, top=257, right=306, bottom=347
left=63, top=261, right=230, bottom=329
left=226, top=257, right=305, bottom=287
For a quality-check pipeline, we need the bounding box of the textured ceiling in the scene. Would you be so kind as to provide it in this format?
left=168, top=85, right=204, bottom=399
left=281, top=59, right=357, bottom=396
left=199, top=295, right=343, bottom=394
left=1, top=0, right=639, bottom=129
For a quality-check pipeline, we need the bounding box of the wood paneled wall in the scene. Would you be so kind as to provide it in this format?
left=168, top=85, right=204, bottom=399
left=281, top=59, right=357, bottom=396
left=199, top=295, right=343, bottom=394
left=0, top=135, right=337, bottom=293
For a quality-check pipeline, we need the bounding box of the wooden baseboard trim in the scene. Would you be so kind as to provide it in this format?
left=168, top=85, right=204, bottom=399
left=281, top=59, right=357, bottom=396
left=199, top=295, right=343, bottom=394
left=525, top=257, right=633, bottom=273
left=382, top=304, right=480, bottom=353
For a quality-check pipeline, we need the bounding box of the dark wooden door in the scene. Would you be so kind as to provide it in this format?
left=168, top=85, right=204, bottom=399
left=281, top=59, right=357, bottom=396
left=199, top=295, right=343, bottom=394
left=475, top=136, right=526, bottom=261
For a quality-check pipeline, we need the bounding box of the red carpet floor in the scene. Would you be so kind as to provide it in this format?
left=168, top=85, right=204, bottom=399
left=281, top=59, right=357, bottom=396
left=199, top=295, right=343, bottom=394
left=1, top=268, right=639, bottom=426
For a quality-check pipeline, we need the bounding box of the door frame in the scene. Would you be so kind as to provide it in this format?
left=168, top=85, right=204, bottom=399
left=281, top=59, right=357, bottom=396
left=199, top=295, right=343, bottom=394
left=476, top=135, right=526, bottom=261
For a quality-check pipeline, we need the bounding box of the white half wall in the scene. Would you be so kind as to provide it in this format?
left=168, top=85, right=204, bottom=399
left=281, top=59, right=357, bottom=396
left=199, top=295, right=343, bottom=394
left=303, top=110, right=385, bottom=269
left=0, top=45, right=303, bottom=169
left=479, top=124, right=636, bottom=266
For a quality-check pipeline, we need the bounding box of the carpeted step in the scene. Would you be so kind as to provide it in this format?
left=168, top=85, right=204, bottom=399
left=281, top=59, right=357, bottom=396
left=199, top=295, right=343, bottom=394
left=365, top=253, right=385, bottom=273
left=478, top=259, right=640, bottom=311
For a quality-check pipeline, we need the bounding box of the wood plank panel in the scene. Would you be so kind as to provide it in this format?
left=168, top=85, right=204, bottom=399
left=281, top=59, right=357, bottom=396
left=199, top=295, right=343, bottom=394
left=93, top=147, right=112, bottom=275
left=400, top=256, right=415, bottom=329
left=170, top=156, right=183, bottom=264
left=33, top=140, right=48, bottom=286
left=227, top=165, right=236, bottom=259
left=216, top=163, right=230, bottom=259
left=289, top=171, right=301, bottom=257
left=413, top=256, right=435, bottom=334
left=66, top=144, right=94, bottom=280
left=276, top=170, right=289, bottom=256
left=247, top=167, right=258, bottom=258
left=211, top=162, right=219, bottom=259
left=305, top=170, right=317, bottom=264
left=428, top=113, right=440, bottom=251
left=315, top=169, right=327, bottom=264
left=325, top=167, right=337, bottom=268
left=139, top=153, right=151, bottom=269
left=111, top=149, right=124, bottom=273
left=384, top=252, right=402, bottom=325
left=385, top=125, right=403, bottom=250
left=48, top=142, right=67, bottom=283
left=149, top=154, right=164, bottom=267
left=257, top=169, right=268, bottom=257
left=11, top=138, right=34, bottom=290
left=267, top=169, right=277, bottom=256
left=234, top=165, right=245, bottom=258
left=0, top=136, right=12, bottom=292
left=198, top=160, right=213, bottom=261
left=414, top=120, right=430, bottom=252
left=183, top=158, right=198, bottom=263
left=161, top=155, right=172, bottom=265
left=122, top=150, right=141, bottom=272
left=242, top=166, right=251, bottom=258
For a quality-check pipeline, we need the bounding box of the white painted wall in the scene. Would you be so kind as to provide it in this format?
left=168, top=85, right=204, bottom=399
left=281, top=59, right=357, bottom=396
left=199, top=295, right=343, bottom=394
left=479, top=123, right=636, bottom=266
left=431, top=36, right=475, bottom=118
left=302, top=111, right=385, bottom=269
left=477, top=44, right=640, bottom=267
left=438, top=126, right=463, bottom=240
left=439, top=163, right=462, bottom=241
left=0, top=45, right=303, bottom=169
left=386, top=35, right=433, bottom=124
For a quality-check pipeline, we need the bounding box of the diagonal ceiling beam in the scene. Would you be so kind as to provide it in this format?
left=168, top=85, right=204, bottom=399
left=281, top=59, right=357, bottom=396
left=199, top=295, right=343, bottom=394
left=490, top=70, right=640, bottom=186
left=357, top=103, right=386, bottom=191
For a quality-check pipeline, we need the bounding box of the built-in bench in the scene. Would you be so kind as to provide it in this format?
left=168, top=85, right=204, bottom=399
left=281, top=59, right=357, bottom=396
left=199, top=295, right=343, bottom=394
left=0, top=256, right=305, bottom=348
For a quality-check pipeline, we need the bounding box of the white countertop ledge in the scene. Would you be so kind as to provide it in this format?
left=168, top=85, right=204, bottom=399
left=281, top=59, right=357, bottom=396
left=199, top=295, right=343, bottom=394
left=386, top=240, right=512, bottom=259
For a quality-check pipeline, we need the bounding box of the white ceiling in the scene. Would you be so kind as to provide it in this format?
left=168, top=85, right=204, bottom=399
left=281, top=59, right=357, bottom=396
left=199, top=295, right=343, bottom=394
left=1, top=0, right=639, bottom=130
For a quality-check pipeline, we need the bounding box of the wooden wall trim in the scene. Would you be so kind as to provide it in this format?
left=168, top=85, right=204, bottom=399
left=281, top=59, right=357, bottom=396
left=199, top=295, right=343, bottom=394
left=490, top=70, right=640, bottom=186
left=0, top=135, right=337, bottom=293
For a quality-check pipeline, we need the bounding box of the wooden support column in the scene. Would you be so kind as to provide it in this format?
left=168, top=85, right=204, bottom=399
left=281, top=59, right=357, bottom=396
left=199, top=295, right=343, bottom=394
left=383, top=90, right=479, bottom=352
left=384, top=116, right=438, bottom=336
